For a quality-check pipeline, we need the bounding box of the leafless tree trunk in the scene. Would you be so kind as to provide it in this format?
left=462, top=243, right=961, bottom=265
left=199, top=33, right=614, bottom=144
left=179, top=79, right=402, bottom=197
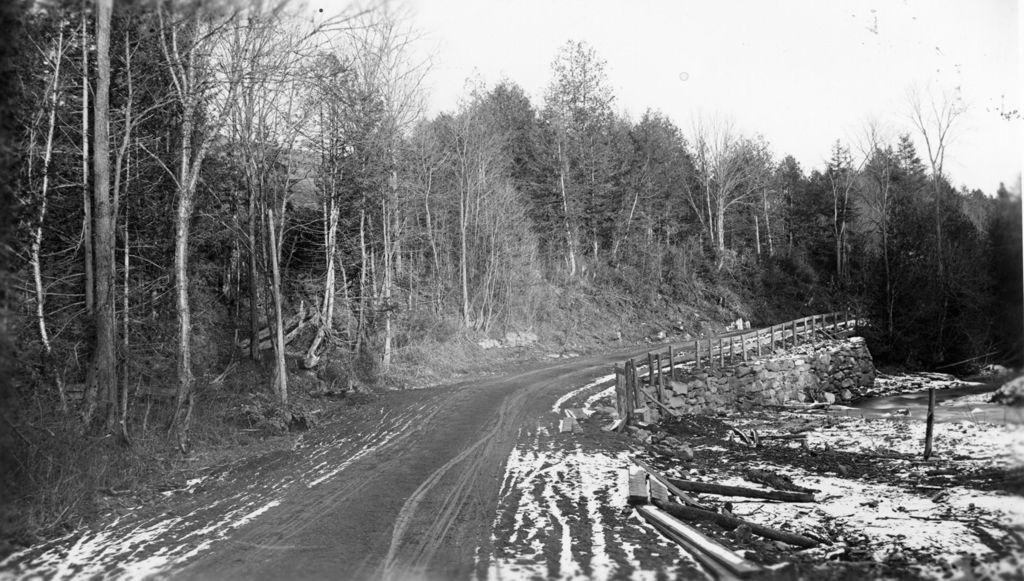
left=267, top=206, right=288, bottom=404
left=31, top=29, right=64, bottom=359
left=89, top=0, right=118, bottom=431
left=908, top=85, right=965, bottom=282
left=81, top=14, right=93, bottom=315
left=557, top=141, right=577, bottom=277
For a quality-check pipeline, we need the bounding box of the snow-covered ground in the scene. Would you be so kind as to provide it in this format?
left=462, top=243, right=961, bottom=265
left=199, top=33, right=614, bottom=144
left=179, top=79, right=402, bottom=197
left=486, top=426, right=706, bottom=580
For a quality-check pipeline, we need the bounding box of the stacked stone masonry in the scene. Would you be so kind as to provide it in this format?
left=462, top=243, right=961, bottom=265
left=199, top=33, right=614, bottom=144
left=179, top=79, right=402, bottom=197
left=644, top=337, right=876, bottom=415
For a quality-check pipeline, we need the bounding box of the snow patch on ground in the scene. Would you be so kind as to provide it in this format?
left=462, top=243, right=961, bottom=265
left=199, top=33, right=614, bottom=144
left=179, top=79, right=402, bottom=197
left=488, top=429, right=691, bottom=580
left=551, top=373, right=615, bottom=413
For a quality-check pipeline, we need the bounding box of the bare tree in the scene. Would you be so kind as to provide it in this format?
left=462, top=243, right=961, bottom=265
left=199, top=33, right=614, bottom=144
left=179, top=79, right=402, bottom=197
left=685, top=115, right=770, bottom=266
left=27, top=27, right=66, bottom=359
left=157, top=2, right=245, bottom=448
left=856, top=120, right=897, bottom=335
left=345, top=8, right=427, bottom=370
left=908, top=84, right=966, bottom=279
left=825, top=140, right=861, bottom=283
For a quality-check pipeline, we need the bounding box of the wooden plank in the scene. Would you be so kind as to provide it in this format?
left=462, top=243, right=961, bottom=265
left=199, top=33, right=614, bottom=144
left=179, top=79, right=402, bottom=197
left=628, top=467, right=649, bottom=505
left=637, top=505, right=762, bottom=579
left=631, top=458, right=709, bottom=509
left=650, top=476, right=670, bottom=503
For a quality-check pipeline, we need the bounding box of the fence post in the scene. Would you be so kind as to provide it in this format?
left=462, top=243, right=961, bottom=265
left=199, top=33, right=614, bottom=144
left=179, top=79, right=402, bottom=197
left=614, top=367, right=623, bottom=418
left=656, top=353, right=665, bottom=403
left=792, top=319, right=798, bottom=347
left=694, top=339, right=700, bottom=369
left=756, top=329, right=762, bottom=358
left=627, top=359, right=637, bottom=417
left=708, top=338, right=714, bottom=369
left=647, top=352, right=655, bottom=389
left=718, top=337, right=725, bottom=367
left=668, top=346, right=675, bottom=381
left=743, top=333, right=750, bottom=361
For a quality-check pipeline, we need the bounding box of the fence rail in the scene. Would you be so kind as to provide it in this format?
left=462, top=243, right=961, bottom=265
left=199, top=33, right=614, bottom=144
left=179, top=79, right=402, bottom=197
left=612, top=311, right=859, bottom=423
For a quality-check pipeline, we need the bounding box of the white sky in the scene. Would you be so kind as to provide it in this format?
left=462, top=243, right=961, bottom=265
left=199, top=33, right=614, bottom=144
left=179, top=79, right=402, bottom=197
left=324, top=0, right=1022, bottom=192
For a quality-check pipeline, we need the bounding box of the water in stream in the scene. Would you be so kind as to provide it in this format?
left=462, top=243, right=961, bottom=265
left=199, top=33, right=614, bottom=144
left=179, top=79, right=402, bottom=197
left=844, top=374, right=1024, bottom=425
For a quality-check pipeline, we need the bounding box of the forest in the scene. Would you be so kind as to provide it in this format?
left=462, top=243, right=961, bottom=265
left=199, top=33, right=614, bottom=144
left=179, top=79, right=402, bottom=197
left=0, top=0, right=1020, bottom=553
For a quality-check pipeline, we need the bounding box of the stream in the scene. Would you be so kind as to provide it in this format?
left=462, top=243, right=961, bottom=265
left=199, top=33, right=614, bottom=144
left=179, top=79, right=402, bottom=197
left=841, top=376, right=1024, bottom=425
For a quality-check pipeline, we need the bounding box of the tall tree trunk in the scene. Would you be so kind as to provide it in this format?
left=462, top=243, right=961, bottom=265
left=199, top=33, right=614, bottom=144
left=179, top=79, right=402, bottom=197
left=32, top=29, right=63, bottom=359
left=172, top=108, right=197, bottom=451
left=459, top=176, right=470, bottom=327
left=356, top=208, right=367, bottom=355
left=557, top=142, right=576, bottom=277
left=754, top=214, right=761, bottom=256
left=382, top=172, right=395, bottom=371
left=305, top=194, right=338, bottom=368
left=612, top=188, right=640, bottom=264
left=90, top=0, right=118, bottom=432
left=267, top=206, right=288, bottom=404
left=81, top=15, right=94, bottom=315
left=247, top=188, right=260, bottom=361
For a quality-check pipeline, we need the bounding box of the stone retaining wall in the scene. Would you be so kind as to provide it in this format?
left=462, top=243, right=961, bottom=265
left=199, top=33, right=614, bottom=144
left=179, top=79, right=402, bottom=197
left=643, top=337, right=875, bottom=416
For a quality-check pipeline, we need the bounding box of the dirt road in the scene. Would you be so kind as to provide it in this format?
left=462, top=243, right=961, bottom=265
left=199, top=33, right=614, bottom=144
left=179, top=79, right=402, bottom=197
left=184, top=355, right=619, bottom=581
left=0, top=351, right=636, bottom=581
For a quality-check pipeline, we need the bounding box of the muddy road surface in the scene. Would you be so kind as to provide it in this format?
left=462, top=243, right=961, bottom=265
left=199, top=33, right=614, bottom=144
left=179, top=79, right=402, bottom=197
left=1, top=351, right=635, bottom=581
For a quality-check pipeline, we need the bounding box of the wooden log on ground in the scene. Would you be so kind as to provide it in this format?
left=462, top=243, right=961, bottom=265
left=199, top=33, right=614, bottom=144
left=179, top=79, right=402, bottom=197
left=636, top=505, right=763, bottom=579
left=743, top=468, right=818, bottom=494
left=653, top=499, right=820, bottom=548
left=666, top=477, right=815, bottom=502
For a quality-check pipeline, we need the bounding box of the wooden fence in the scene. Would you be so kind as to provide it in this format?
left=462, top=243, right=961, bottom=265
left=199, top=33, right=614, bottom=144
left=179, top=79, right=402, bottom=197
left=612, top=311, right=858, bottom=422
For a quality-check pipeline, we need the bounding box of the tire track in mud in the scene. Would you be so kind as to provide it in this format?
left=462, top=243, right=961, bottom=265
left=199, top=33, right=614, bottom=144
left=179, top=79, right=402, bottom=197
left=3, top=352, right=643, bottom=581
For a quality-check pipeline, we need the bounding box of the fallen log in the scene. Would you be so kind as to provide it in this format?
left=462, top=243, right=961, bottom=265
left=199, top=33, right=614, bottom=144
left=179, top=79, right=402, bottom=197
left=636, top=504, right=762, bottom=579
left=653, top=498, right=820, bottom=549
left=743, top=468, right=818, bottom=494
left=666, top=477, right=815, bottom=503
